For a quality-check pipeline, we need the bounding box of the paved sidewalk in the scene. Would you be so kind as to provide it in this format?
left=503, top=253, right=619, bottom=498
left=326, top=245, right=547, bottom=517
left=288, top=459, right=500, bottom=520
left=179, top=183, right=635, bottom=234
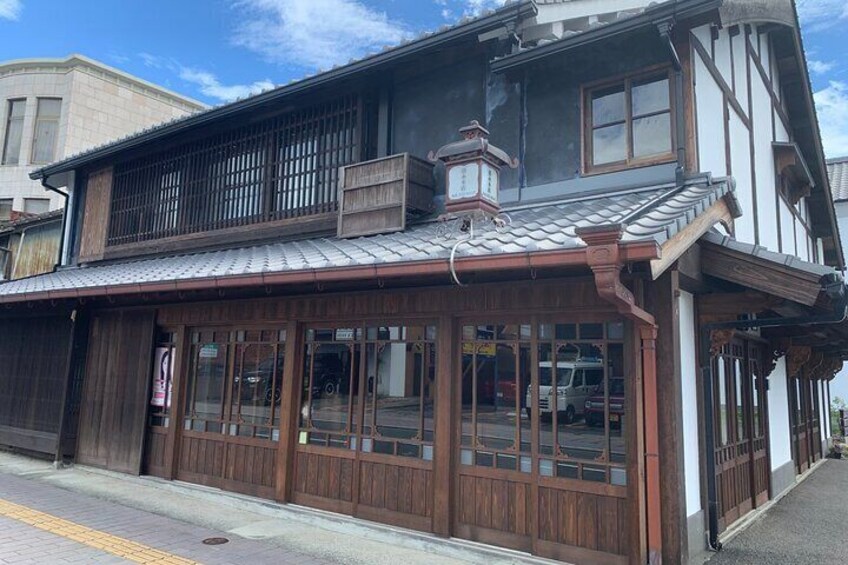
left=0, top=452, right=545, bottom=565
left=708, top=459, right=848, bottom=565
left=0, top=473, right=329, bottom=565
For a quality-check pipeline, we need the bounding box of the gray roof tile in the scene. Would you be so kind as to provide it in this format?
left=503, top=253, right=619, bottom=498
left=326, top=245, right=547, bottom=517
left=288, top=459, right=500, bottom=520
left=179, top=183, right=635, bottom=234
left=0, top=179, right=733, bottom=300
left=828, top=156, right=848, bottom=202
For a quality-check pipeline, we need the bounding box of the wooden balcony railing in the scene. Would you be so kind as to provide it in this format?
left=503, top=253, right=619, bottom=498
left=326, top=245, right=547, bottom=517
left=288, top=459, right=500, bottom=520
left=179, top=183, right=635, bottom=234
left=106, top=94, right=361, bottom=247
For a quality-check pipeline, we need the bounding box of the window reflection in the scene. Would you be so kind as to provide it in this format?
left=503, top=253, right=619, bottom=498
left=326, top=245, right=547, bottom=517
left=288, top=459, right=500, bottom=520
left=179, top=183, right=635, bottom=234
left=299, top=325, right=436, bottom=459
left=461, top=325, right=531, bottom=471
left=184, top=328, right=286, bottom=441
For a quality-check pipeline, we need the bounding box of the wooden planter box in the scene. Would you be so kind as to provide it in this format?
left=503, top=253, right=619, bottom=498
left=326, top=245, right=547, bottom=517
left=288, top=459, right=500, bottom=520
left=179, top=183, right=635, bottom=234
left=337, top=153, right=435, bottom=238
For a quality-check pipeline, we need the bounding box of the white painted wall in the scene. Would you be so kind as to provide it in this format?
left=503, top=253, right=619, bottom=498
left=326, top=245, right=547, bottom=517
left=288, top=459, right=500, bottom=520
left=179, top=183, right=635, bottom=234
left=768, top=358, right=793, bottom=471
left=690, top=24, right=819, bottom=258
left=679, top=291, right=702, bottom=518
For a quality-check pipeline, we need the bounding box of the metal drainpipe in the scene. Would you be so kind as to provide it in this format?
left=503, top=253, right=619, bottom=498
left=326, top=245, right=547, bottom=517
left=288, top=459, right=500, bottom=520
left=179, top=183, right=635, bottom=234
left=40, top=175, right=69, bottom=272
left=659, top=21, right=687, bottom=184
left=699, top=273, right=847, bottom=550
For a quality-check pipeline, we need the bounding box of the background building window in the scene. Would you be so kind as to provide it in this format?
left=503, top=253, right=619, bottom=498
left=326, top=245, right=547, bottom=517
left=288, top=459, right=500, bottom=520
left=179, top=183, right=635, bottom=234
left=0, top=199, right=12, bottom=221
left=585, top=71, right=673, bottom=172
left=31, top=98, right=62, bottom=164
left=2, top=99, right=26, bottom=165
left=23, top=198, right=50, bottom=215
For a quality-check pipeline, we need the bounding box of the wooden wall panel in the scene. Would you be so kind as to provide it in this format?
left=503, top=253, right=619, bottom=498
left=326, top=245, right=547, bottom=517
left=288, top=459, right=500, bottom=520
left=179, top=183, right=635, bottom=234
left=78, top=167, right=113, bottom=262
left=0, top=314, right=73, bottom=455
left=157, top=279, right=610, bottom=327
left=76, top=309, right=155, bottom=473
left=144, top=428, right=168, bottom=478
left=456, top=475, right=532, bottom=539
left=175, top=433, right=276, bottom=498
left=357, top=460, right=433, bottom=518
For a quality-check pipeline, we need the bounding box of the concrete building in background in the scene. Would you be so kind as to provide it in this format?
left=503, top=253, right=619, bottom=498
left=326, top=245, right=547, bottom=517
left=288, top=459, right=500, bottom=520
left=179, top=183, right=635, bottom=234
left=0, top=54, right=204, bottom=219
left=828, top=155, right=848, bottom=402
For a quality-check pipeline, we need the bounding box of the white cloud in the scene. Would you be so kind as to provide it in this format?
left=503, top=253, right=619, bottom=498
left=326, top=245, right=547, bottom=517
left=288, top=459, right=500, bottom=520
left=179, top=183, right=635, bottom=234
left=808, top=59, right=835, bottom=75
left=462, top=0, right=508, bottom=16
left=231, top=0, right=411, bottom=70
left=814, top=81, right=848, bottom=158
left=137, top=53, right=273, bottom=103
left=796, top=0, right=848, bottom=31
left=0, top=0, right=22, bottom=20
left=179, top=68, right=275, bottom=103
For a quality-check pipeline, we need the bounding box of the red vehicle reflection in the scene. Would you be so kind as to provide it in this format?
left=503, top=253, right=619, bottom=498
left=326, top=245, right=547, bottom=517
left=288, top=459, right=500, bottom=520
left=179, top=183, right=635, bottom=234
left=585, top=377, right=625, bottom=427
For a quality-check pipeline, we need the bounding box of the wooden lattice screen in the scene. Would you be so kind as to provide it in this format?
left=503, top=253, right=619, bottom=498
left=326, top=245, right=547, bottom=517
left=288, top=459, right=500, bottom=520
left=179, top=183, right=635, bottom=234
left=108, top=94, right=361, bottom=246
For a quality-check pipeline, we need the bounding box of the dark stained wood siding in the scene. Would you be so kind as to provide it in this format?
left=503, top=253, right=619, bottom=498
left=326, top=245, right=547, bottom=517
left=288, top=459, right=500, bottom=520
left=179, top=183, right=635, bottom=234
left=0, top=314, right=73, bottom=455
left=176, top=432, right=277, bottom=499
left=76, top=309, right=155, bottom=474
left=78, top=167, right=113, bottom=262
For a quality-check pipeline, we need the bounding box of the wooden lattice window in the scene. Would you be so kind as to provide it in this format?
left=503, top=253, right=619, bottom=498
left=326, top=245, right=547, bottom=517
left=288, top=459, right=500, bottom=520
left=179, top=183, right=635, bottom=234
left=107, top=94, right=360, bottom=246
left=298, top=324, right=438, bottom=460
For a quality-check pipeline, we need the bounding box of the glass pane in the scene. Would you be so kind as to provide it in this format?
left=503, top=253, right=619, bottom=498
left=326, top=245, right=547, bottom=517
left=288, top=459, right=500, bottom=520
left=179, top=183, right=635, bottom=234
left=632, top=77, right=670, bottom=116
left=607, top=343, right=626, bottom=470
left=752, top=359, right=761, bottom=437
left=579, top=323, right=604, bottom=340
left=557, top=343, right=605, bottom=461
left=233, top=343, right=277, bottom=427
left=188, top=341, right=228, bottom=425
left=717, top=358, right=728, bottom=446
left=476, top=343, right=517, bottom=451
left=365, top=341, right=422, bottom=440
left=518, top=344, right=532, bottom=456
left=735, top=359, right=746, bottom=441
left=304, top=341, right=358, bottom=435
left=592, top=86, right=625, bottom=126
left=23, top=199, right=50, bottom=214
left=2, top=101, right=24, bottom=165
left=32, top=119, right=58, bottom=164
left=592, top=124, right=627, bottom=165
left=9, top=99, right=25, bottom=118
left=37, top=98, right=62, bottom=118
left=632, top=113, right=672, bottom=159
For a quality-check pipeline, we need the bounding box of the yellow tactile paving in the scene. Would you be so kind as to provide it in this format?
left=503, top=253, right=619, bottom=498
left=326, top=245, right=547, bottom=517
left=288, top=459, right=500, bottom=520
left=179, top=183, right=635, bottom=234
left=0, top=499, right=201, bottom=564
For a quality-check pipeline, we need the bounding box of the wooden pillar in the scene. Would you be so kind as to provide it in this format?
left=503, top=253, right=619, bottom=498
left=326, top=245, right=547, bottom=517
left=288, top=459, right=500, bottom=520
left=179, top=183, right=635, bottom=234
left=275, top=320, right=302, bottom=503
left=641, top=324, right=663, bottom=565
left=432, top=315, right=455, bottom=536
left=646, top=270, right=688, bottom=564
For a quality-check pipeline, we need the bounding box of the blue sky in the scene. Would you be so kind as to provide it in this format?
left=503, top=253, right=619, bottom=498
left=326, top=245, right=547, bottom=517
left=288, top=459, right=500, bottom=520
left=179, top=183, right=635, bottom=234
left=0, top=0, right=846, bottom=156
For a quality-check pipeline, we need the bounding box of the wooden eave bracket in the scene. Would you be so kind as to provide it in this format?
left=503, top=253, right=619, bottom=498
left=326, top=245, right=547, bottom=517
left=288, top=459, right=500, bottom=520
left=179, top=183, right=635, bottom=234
left=577, top=224, right=656, bottom=327
left=650, top=194, right=740, bottom=280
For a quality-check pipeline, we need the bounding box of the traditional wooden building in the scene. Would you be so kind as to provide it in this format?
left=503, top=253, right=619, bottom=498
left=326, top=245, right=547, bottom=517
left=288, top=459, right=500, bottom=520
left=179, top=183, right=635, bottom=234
left=1, top=1, right=845, bottom=564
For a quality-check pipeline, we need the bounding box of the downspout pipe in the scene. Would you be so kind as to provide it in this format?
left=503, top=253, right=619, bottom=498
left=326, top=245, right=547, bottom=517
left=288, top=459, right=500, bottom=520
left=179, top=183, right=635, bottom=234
left=39, top=175, right=69, bottom=272
left=699, top=273, right=847, bottom=550
left=658, top=20, right=687, bottom=185
left=577, top=224, right=663, bottom=565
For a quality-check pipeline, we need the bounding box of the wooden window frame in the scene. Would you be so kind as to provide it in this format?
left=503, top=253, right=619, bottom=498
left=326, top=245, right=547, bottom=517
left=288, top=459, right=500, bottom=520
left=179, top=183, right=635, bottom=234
left=297, top=321, right=438, bottom=461
left=581, top=66, right=677, bottom=175
left=183, top=326, right=287, bottom=443
left=458, top=318, right=628, bottom=488
left=30, top=97, right=62, bottom=165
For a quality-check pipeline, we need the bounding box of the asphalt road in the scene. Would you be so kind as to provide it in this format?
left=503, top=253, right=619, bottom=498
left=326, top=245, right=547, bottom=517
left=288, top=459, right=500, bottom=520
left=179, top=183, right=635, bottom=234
left=708, top=459, right=848, bottom=565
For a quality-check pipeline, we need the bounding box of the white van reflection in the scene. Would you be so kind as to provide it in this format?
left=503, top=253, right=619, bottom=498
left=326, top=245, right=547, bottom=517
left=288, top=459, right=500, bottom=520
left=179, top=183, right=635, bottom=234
left=525, top=359, right=604, bottom=424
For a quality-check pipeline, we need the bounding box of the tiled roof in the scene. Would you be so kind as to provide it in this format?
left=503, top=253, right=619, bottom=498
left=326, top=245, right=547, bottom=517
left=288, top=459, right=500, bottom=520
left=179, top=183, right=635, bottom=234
left=0, top=179, right=733, bottom=301
left=828, top=156, right=848, bottom=202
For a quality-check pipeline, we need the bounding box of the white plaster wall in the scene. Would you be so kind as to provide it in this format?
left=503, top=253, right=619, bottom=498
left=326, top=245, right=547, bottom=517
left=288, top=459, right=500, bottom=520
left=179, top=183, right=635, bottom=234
left=729, top=111, right=754, bottom=243
left=693, top=29, right=727, bottom=181
left=768, top=358, right=793, bottom=471
left=750, top=54, right=779, bottom=251
left=779, top=200, right=796, bottom=255
left=820, top=381, right=827, bottom=443
left=731, top=31, right=748, bottom=116
left=679, top=291, right=702, bottom=518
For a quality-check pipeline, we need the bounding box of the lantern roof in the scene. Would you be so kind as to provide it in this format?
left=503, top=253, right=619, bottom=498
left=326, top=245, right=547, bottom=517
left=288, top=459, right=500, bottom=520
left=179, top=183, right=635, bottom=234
left=429, top=121, right=517, bottom=168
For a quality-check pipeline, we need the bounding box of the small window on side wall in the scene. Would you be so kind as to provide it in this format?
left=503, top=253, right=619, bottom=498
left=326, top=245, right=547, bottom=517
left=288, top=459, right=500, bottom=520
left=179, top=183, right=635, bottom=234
left=584, top=70, right=674, bottom=173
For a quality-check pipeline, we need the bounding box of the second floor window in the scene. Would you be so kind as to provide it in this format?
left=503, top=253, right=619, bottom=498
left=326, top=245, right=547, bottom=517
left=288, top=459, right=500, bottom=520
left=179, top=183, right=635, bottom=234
left=584, top=70, right=674, bottom=173
left=2, top=99, right=25, bottom=166
left=31, top=98, right=62, bottom=164
left=108, top=94, right=360, bottom=247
